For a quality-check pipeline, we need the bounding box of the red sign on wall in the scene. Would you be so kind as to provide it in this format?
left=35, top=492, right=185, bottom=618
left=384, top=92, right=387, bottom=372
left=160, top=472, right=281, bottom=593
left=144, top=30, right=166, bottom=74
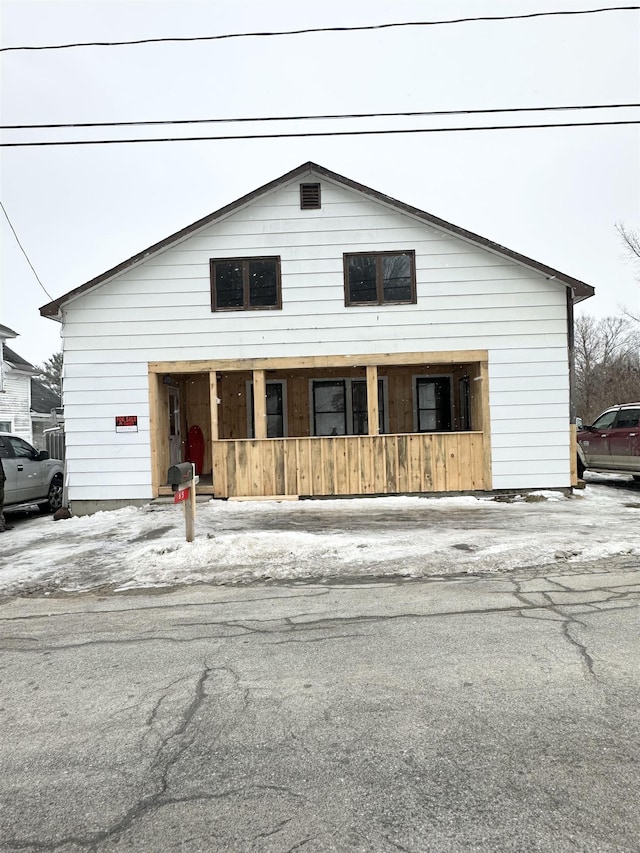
left=115, top=415, right=138, bottom=433
left=174, top=487, right=190, bottom=504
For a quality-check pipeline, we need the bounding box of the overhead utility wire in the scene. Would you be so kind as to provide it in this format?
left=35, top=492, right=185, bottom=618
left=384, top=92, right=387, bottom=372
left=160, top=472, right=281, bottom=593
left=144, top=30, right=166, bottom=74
left=2, top=118, right=638, bottom=147
left=1, top=6, right=638, bottom=52
left=2, top=102, right=638, bottom=131
left=0, top=202, right=54, bottom=301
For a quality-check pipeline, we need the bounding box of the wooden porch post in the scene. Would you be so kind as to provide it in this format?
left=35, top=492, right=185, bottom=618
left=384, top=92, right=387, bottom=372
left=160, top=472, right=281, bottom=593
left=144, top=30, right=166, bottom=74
left=366, top=365, right=379, bottom=436
left=480, top=359, right=492, bottom=490
left=208, top=371, right=219, bottom=493
left=209, top=371, right=219, bottom=440
left=148, top=369, right=160, bottom=496
left=253, top=369, right=267, bottom=439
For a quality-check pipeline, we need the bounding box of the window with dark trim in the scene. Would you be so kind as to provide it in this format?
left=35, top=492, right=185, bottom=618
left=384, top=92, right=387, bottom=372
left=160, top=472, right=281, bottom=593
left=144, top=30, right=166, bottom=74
left=210, top=257, right=282, bottom=311
left=313, top=380, right=347, bottom=436
left=248, top=381, right=287, bottom=438
left=351, top=379, right=385, bottom=435
left=416, top=378, right=452, bottom=432
left=312, top=378, right=386, bottom=436
left=344, top=251, right=416, bottom=306
left=459, top=376, right=472, bottom=430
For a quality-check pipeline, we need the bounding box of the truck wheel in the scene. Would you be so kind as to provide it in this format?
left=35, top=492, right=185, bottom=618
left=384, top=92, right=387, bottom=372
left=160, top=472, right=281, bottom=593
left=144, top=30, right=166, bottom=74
left=577, top=456, right=585, bottom=479
left=38, top=475, right=63, bottom=513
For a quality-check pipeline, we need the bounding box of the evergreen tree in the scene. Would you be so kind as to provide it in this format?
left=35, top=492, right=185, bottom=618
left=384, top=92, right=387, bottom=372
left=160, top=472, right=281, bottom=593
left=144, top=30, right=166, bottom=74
left=36, top=351, right=63, bottom=397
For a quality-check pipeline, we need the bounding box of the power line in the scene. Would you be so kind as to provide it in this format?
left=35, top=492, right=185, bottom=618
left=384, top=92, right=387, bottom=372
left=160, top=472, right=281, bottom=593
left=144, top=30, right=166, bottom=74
left=2, top=102, right=638, bottom=131
left=0, top=201, right=54, bottom=301
left=1, top=6, right=638, bottom=52
left=1, top=118, right=638, bottom=147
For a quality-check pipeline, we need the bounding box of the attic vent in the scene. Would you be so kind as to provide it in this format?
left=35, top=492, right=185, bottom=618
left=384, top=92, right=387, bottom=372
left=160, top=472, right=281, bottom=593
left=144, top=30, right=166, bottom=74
left=300, top=182, right=321, bottom=210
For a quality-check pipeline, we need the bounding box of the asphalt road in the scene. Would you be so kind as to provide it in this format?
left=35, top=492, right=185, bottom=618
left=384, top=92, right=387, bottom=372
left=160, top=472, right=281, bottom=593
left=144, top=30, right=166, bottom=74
left=1, top=557, right=639, bottom=853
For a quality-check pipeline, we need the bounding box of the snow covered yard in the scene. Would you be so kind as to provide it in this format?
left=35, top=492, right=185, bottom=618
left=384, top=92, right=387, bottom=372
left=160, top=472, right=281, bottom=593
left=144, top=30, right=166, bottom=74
left=1, top=477, right=639, bottom=598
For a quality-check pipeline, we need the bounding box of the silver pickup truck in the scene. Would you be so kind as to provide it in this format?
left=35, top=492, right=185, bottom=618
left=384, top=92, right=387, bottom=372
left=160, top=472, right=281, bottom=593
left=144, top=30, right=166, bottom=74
left=577, top=403, right=640, bottom=480
left=1, top=432, right=64, bottom=513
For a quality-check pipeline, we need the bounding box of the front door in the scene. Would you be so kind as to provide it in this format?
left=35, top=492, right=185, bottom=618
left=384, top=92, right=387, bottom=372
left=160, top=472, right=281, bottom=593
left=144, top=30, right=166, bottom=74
left=168, top=387, right=182, bottom=466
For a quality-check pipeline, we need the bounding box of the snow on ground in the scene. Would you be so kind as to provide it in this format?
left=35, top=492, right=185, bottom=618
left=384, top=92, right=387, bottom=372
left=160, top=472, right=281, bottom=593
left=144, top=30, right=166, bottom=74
left=1, top=475, right=639, bottom=598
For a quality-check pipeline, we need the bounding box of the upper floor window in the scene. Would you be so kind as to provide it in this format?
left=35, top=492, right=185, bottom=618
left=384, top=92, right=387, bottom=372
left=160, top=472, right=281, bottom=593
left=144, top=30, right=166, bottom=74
left=344, top=251, right=416, bottom=306
left=210, top=257, right=281, bottom=312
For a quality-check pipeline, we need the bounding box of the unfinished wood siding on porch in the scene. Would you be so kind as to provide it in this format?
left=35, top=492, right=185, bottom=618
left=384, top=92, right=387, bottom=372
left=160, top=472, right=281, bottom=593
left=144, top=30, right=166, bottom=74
left=213, top=432, right=485, bottom=498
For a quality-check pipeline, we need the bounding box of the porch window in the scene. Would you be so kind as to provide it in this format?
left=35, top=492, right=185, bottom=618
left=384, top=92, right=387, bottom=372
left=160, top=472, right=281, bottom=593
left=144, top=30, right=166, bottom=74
left=344, top=251, right=416, bottom=306
left=351, top=379, right=385, bottom=435
left=312, top=378, right=386, bottom=436
left=313, top=381, right=347, bottom=436
left=248, top=381, right=287, bottom=438
left=210, top=257, right=281, bottom=311
left=459, top=376, right=472, bottom=430
left=415, top=378, right=452, bottom=432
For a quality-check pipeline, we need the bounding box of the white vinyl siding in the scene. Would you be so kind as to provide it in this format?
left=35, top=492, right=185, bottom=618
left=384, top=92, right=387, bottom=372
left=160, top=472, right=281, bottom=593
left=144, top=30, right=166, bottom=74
left=60, top=172, right=574, bottom=499
left=0, top=367, right=32, bottom=443
left=61, top=360, right=153, bottom=500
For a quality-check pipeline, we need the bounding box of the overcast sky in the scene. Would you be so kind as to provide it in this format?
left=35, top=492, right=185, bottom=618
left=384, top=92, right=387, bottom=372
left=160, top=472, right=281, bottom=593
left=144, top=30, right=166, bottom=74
left=1, top=0, right=639, bottom=365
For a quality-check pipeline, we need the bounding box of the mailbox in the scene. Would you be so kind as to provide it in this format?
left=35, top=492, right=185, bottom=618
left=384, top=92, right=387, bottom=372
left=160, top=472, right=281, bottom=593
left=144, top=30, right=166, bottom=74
left=167, top=462, right=195, bottom=492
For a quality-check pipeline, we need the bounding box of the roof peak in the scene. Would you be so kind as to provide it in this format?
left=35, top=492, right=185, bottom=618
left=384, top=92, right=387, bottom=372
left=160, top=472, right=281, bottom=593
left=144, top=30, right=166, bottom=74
left=40, top=161, right=594, bottom=317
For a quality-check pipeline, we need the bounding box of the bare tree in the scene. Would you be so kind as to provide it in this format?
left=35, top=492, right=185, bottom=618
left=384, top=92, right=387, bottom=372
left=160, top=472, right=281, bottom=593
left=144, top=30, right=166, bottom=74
left=574, top=314, right=640, bottom=422
left=615, top=223, right=640, bottom=323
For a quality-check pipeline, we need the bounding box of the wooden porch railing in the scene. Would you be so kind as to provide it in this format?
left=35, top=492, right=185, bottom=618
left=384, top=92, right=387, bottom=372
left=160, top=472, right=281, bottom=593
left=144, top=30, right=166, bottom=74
left=213, top=432, right=485, bottom=498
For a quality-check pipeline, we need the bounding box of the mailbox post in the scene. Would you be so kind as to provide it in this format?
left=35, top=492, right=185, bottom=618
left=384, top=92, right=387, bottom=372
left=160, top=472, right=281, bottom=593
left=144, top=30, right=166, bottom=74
left=167, top=462, right=199, bottom=542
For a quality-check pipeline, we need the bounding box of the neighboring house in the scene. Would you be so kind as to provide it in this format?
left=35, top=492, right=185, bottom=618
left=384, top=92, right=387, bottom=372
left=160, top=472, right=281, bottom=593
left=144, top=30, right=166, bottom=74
left=0, top=331, right=38, bottom=443
left=0, top=323, right=18, bottom=407
left=40, top=162, right=594, bottom=515
left=0, top=327, right=62, bottom=450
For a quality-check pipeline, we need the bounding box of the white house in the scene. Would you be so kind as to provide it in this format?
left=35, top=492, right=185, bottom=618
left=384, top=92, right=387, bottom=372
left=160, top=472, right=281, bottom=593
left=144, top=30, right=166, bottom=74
left=0, top=327, right=62, bottom=450
left=0, top=327, right=38, bottom=443
left=40, top=162, right=593, bottom=515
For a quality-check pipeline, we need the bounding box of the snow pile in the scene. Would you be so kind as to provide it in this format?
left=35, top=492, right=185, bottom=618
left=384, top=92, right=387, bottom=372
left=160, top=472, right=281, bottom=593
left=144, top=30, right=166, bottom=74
left=0, top=478, right=639, bottom=597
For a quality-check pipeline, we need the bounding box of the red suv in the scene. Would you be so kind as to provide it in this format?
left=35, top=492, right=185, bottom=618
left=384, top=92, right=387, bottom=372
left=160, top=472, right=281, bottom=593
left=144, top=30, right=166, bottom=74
left=577, top=403, right=640, bottom=480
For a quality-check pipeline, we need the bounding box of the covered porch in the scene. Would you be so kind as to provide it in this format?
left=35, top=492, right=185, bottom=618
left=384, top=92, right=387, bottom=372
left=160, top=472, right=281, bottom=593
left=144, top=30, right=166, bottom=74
left=148, top=351, right=491, bottom=499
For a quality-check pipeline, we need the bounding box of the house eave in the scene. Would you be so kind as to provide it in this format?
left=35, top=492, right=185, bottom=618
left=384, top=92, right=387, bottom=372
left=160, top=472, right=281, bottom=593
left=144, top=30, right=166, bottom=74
left=0, top=324, right=19, bottom=340
left=5, top=362, right=39, bottom=377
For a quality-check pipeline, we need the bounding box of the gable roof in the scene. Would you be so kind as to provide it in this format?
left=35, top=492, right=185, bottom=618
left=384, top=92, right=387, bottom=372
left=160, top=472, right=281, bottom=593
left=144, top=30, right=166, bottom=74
left=31, top=377, right=61, bottom=414
left=40, top=160, right=594, bottom=317
left=3, top=345, right=37, bottom=373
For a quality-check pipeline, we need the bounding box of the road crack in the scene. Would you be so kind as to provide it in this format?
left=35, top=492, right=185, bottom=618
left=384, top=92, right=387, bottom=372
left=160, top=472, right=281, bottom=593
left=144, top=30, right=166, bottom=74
left=3, top=663, right=216, bottom=851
